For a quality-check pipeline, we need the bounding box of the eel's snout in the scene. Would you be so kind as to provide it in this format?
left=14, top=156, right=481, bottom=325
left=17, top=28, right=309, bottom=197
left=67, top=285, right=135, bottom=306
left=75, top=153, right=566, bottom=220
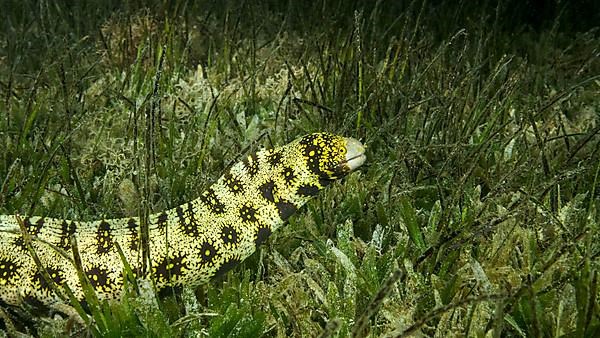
left=344, top=137, right=366, bottom=171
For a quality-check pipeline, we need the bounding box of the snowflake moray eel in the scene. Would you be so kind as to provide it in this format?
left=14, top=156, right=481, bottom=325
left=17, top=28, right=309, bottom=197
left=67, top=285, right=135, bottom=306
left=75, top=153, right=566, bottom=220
left=0, top=133, right=366, bottom=318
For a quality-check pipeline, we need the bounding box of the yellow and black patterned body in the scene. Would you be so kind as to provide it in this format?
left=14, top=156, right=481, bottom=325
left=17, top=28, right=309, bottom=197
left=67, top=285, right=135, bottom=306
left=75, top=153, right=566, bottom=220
left=0, top=133, right=365, bottom=312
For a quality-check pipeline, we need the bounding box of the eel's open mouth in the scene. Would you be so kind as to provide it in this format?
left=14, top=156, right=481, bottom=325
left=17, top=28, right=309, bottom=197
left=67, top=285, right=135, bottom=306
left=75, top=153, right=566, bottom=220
left=344, top=137, right=366, bottom=171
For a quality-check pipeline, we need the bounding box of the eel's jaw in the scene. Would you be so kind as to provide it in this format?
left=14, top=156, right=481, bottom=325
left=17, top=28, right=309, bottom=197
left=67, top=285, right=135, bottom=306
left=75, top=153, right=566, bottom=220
left=344, top=137, right=366, bottom=171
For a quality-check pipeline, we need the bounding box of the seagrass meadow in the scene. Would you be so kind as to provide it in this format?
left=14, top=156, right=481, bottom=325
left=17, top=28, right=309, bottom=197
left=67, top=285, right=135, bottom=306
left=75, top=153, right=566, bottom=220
left=0, top=0, right=599, bottom=336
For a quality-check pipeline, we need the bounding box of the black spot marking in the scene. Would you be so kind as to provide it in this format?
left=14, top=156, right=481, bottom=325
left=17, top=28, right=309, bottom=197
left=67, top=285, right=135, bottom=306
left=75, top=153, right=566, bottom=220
left=242, top=153, right=259, bottom=176
left=224, top=173, right=244, bottom=195
left=302, top=139, right=330, bottom=177
left=58, top=220, right=76, bottom=250
left=156, top=213, right=168, bottom=228
left=306, top=154, right=322, bottom=176
left=240, top=204, right=258, bottom=223
left=24, top=218, right=44, bottom=236
left=127, top=218, right=139, bottom=251
left=12, top=237, right=27, bottom=251
left=153, top=254, right=187, bottom=282
left=299, top=133, right=347, bottom=178
left=33, top=267, right=64, bottom=291
left=268, top=150, right=283, bottom=166
left=303, top=143, right=322, bottom=158
left=259, top=180, right=276, bottom=203
left=182, top=202, right=199, bottom=236
left=213, top=258, right=241, bottom=278
left=297, top=184, right=320, bottom=197
left=282, top=167, right=296, bottom=185
left=255, top=227, right=272, bottom=246
left=96, top=221, right=113, bottom=255
left=276, top=200, right=297, bottom=220
left=0, top=259, right=19, bottom=283
left=221, top=226, right=238, bottom=245
left=175, top=206, right=185, bottom=225
left=298, top=133, right=317, bottom=146
left=319, top=178, right=333, bottom=187
left=86, top=267, right=110, bottom=288
left=200, top=242, right=217, bottom=264
left=200, top=188, right=225, bottom=214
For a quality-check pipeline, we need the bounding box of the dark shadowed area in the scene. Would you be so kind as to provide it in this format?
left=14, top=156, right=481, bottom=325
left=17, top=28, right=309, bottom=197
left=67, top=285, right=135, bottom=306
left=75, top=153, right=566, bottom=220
left=1, top=0, right=599, bottom=336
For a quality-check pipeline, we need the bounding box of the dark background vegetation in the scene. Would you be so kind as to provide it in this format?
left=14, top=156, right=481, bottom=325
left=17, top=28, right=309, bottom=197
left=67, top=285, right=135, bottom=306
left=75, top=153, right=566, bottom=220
left=1, top=0, right=599, bottom=336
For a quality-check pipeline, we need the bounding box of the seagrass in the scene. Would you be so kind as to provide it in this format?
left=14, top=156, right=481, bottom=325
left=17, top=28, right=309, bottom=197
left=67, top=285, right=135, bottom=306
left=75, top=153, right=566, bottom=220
left=0, top=133, right=366, bottom=313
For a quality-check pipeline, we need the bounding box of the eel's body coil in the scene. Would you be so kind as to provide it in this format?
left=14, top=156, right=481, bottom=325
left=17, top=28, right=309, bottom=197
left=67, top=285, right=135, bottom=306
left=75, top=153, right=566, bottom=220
left=0, top=133, right=365, bottom=312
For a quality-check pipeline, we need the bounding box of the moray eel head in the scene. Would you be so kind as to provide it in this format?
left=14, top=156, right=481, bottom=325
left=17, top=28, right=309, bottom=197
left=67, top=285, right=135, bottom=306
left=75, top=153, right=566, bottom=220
left=297, top=133, right=366, bottom=180
left=343, top=136, right=367, bottom=172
